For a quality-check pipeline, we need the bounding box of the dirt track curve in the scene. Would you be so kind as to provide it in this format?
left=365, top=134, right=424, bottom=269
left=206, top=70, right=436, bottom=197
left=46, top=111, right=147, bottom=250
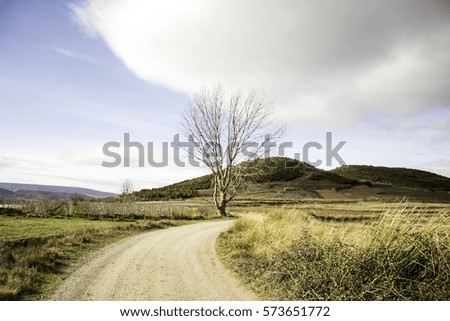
left=51, top=220, right=255, bottom=300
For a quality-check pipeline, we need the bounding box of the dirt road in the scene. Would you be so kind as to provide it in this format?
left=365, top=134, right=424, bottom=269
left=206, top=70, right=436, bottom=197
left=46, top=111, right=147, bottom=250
left=51, top=220, right=255, bottom=300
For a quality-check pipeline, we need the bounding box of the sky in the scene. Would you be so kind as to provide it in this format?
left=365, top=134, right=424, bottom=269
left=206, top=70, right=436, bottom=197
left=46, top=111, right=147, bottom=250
left=0, top=0, right=449, bottom=193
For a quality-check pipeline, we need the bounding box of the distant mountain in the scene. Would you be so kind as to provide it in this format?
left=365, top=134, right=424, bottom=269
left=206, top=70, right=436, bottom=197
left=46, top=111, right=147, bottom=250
left=9, top=190, right=88, bottom=201
left=0, top=188, right=14, bottom=198
left=0, top=182, right=116, bottom=200
left=331, top=165, right=450, bottom=191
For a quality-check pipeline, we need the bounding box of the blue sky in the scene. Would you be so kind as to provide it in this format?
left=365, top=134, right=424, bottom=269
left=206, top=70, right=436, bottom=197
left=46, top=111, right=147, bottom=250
left=0, top=0, right=449, bottom=193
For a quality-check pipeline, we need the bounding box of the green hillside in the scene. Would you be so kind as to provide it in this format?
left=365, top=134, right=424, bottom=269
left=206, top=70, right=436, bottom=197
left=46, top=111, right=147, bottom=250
left=331, top=165, right=450, bottom=191
left=134, top=159, right=450, bottom=202
left=134, top=175, right=212, bottom=200
left=238, top=157, right=356, bottom=184
left=134, top=157, right=357, bottom=201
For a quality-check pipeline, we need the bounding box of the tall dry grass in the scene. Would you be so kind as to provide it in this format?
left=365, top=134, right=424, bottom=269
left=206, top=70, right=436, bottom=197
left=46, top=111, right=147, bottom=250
left=218, top=202, right=450, bottom=300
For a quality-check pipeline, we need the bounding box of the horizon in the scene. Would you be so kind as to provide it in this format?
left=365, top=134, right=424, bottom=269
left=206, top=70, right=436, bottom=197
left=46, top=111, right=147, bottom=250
left=1, top=1, right=449, bottom=193
left=1, top=158, right=449, bottom=194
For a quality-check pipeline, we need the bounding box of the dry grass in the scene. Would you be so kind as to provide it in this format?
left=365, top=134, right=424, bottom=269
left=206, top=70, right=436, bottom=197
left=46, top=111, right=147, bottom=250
left=218, top=202, right=450, bottom=300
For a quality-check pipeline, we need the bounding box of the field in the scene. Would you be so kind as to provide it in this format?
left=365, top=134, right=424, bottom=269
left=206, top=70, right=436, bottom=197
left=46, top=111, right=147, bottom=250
left=1, top=197, right=449, bottom=301
left=0, top=217, right=129, bottom=240
left=218, top=201, right=450, bottom=300
left=0, top=200, right=216, bottom=300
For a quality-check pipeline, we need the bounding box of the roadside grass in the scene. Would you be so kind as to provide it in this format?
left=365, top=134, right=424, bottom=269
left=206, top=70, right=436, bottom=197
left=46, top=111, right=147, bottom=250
left=0, top=214, right=203, bottom=300
left=218, top=202, right=450, bottom=300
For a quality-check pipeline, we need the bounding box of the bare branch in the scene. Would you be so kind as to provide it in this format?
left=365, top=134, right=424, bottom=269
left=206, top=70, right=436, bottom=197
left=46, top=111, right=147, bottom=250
left=181, top=85, right=284, bottom=216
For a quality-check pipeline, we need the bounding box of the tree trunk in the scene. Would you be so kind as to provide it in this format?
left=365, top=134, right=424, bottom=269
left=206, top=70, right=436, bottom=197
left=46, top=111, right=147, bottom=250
left=216, top=197, right=227, bottom=217
left=214, top=188, right=228, bottom=217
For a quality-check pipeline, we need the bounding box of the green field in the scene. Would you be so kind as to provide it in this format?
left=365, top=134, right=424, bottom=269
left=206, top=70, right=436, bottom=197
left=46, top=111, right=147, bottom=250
left=0, top=217, right=132, bottom=241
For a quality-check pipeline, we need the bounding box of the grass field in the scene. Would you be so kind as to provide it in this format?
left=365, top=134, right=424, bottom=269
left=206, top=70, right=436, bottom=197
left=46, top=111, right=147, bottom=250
left=218, top=202, right=450, bottom=300
left=2, top=198, right=449, bottom=301
left=0, top=217, right=132, bottom=240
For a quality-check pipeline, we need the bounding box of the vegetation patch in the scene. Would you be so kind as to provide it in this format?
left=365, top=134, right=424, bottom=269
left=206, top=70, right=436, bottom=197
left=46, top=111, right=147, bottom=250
left=0, top=216, right=127, bottom=240
left=134, top=175, right=212, bottom=200
left=218, top=203, right=450, bottom=300
left=332, top=165, right=450, bottom=191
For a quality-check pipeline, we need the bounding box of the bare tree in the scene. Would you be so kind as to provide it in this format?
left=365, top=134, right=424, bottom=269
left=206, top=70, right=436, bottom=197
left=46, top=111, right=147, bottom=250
left=182, top=86, right=283, bottom=217
left=120, top=179, right=134, bottom=202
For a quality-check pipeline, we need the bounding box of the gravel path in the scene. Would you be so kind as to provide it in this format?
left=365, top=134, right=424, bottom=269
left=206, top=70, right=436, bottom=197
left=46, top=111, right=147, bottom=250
left=51, top=220, right=255, bottom=301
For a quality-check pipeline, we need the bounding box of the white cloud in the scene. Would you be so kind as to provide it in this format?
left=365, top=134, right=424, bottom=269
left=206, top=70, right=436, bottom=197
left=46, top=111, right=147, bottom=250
left=61, top=0, right=450, bottom=185
left=52, top=46, right=96, bottom=63
left=70, top=0, right=450, bottom=128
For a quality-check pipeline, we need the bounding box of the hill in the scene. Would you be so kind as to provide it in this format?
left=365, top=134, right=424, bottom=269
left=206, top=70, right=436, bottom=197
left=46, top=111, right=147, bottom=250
left=134, top=157, right=358, bottom=201
left=0, top=188, right=14, bottom=199
left=9, top=190, right=90, bottom=201
left=0, top=182, right=116, bottom=200
left=134, top=158, right=450, bottom=203
left=331, top=165, right=450, bottom=191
